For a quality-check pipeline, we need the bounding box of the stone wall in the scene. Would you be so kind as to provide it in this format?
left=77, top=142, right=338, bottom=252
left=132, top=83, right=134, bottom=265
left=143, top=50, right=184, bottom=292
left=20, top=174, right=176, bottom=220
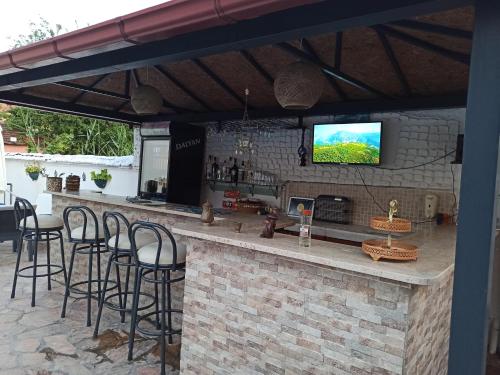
left=180, top=239, right=454, bottom=375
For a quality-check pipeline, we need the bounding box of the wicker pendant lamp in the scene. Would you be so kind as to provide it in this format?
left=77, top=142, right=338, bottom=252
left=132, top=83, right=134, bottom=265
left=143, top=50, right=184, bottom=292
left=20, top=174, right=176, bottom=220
left=274, top=61, right=325, bottom=110
left=131, top=85, right=163, bottom=115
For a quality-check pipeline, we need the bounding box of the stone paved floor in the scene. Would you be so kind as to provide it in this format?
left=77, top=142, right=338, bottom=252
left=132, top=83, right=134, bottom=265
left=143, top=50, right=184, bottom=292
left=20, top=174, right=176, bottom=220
left=0, top=242, right=179, bottom=375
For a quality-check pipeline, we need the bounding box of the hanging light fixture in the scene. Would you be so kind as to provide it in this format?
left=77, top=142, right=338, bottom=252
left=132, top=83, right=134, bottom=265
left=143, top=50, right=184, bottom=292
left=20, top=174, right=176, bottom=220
left=131, top=67, right=163, bottom=115
left=131, top=85, right=163, bottom=115
left=274, top=61, right=325, bottom=110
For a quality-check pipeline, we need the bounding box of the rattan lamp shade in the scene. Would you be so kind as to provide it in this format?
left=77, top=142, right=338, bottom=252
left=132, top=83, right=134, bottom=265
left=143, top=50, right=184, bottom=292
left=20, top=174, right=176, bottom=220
left=131, top=85, right=163, bottom=115
left=274, top=61, right=325, bottom=110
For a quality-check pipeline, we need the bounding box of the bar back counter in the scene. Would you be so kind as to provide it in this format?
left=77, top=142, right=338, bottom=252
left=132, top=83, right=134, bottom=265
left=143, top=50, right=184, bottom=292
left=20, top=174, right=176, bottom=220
left=50, top=190, right=455, bottom=375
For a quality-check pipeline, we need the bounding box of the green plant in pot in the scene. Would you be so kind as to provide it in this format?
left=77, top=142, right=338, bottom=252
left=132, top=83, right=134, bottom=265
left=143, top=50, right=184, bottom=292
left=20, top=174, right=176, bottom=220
left=25, top=163, right=45, bottom=181
left=91, top=169, right=112, bottom=189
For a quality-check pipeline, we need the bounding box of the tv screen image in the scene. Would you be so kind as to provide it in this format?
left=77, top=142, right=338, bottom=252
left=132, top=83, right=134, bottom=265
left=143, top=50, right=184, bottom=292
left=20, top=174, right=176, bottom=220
left=312, top=122, right=382, bottom=165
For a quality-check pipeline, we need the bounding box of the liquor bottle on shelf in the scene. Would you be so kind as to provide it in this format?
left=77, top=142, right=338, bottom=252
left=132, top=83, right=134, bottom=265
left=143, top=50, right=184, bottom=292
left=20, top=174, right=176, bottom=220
left=230, top=158, right=239, bottom=184
left=212, top=157, right=219, bottom=181
left=238, top=160, right=246, bottom=183
left=206, top=155, right=213, bottom=180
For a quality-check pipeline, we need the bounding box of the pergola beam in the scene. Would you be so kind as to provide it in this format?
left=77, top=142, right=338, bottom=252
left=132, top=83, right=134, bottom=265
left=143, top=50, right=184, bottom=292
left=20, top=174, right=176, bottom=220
left=239, top=50, right=274, bottom=85
left=153, top=65, right=213, bottom=111
left=335, top=32, right=343, bottom=69
left=301, top=38, right=347, bottom=100
left=276, top=42, right=390, bottom=98
left=377, top=24, right=470, bottom=65
left=0, top=0, right=472, bottom=91
left=373, top=27, right=411, bottom=96
left=71, top=74, right=109, bottom=103
left=53, top=81, right=128, bottom=101
left=0, top=91, right=141, bottom=124
left=142, top=93, right=466, bottom=123
left=390, top=19, right=473, bottom=39
left=192, top=58, right=248, bottom=107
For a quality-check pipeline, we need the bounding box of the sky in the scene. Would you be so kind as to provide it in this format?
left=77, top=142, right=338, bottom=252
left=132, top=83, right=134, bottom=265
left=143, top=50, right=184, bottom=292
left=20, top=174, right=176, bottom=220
left=1, top=0, right=167, bottom=52
left=314, top=122, right=382, bottom=137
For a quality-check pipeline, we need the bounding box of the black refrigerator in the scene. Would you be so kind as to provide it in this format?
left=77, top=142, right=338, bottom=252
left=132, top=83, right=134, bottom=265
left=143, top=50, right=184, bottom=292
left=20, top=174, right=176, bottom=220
left=138, top=122, right=205, bottom=206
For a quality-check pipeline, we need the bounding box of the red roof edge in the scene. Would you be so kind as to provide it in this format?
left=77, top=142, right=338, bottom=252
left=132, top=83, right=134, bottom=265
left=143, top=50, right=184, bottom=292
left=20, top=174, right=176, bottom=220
left=0, top=0, right=321, bottom=72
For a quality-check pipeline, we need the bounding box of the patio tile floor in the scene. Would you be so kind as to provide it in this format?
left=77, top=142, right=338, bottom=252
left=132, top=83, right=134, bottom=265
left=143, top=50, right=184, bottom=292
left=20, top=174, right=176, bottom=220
left=0, top=242, right=179, bottom=375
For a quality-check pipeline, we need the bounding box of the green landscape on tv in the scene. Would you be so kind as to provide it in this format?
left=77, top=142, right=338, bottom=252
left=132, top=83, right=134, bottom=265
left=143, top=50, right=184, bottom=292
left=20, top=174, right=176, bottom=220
left=312, top=123, right=382, bottom=165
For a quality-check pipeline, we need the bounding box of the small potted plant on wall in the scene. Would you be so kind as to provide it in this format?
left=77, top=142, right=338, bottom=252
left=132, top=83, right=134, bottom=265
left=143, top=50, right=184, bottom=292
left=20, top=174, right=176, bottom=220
left=91, top=169, right=112, bottom=189
left=25, top=163, right=45, bottom=181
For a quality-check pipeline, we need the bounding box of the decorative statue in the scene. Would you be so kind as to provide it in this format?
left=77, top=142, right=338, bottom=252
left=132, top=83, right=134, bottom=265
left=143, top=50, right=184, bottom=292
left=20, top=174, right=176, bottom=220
left=200, top=201, right=214, bottom=225
left=260, top=210, right=278, bottom=238
left=388, top=199, right=399, bottom=223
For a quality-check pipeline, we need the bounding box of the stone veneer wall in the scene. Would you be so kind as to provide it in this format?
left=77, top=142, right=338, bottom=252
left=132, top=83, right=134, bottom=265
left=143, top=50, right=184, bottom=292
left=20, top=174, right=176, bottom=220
left=180, top=239, right=453, bottom=375
left=50, top=195, right=193, bottom=331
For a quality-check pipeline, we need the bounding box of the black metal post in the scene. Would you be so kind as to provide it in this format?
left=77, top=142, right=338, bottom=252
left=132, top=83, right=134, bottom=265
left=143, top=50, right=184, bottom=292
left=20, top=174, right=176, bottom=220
left=448, top=0, right=500, bottom=373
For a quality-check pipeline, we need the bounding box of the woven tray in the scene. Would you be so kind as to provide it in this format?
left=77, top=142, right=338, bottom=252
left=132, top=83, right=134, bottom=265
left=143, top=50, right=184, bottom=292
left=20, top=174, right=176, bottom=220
left=362, top=239, right=418, bottom=261
left=370, top=217, right=412, bottom=233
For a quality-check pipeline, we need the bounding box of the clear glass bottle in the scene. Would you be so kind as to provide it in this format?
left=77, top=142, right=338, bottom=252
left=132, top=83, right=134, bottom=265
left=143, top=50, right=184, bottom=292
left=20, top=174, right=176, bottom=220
left=299, top=209, right=313, bottom=248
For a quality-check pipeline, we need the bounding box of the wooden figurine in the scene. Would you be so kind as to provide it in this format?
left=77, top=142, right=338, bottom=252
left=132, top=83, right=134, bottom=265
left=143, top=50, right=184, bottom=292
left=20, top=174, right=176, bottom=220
left=201, top=201, right=214, bottom=225
left=260, top=211, right=278, bottom=238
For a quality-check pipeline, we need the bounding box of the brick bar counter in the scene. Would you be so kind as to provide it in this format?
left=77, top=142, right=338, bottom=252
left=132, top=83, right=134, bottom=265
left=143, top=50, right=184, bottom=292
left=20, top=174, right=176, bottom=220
left=172, top=222, right=455, bottom=375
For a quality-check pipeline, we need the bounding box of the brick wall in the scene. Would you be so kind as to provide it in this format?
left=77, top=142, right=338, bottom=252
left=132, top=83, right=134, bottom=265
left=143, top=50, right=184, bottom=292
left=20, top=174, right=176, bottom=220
left=180, top=239, right=454, bottom=375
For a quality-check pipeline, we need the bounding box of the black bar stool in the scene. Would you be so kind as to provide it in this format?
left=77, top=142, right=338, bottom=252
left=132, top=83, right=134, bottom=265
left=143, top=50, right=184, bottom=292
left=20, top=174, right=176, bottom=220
left=61, top=205, right=116, bottom=327
left=93, top=211, right=157, bottom=337
left=127, top=221, right=186, bottom=375
left=11, top=197, right=67, bottom=307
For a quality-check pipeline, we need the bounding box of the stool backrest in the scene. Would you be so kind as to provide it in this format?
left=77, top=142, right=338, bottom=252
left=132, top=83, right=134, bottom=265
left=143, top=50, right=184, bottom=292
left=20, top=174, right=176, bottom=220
left=103, top=211, right=130, bottom=251
left=14, top=197, right=36, bottom=232
left=129, top=221, right=180, bottom=270
left=63, top=205, right=99, bottom=243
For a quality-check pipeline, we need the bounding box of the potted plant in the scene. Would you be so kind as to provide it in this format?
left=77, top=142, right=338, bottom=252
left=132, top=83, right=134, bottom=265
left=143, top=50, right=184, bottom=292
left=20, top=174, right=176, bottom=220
left=25, top=163, right=45, bottom=181
left=45, top=170, right=65, bottom=192
left=91, top=169, right=112, bottom=189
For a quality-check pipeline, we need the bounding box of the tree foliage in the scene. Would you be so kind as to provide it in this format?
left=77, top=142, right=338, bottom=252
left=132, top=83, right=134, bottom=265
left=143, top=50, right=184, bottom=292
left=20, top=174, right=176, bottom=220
left=4, top=17, right=134, bottom=156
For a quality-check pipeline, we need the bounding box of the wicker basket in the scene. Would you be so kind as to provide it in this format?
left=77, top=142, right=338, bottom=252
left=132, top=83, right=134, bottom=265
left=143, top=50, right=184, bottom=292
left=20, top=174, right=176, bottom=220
left=46, top=177, right=63, bottom=192
left=370, top=217, right=412, bottom=233
left=65, top=175, right=80, bottom=192
left=362, top=239, right=418, bottom=261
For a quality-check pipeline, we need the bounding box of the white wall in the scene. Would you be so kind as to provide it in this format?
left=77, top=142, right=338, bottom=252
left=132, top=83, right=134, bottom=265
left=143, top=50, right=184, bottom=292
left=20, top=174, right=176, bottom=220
left=5, top=154, right=138, bottom=212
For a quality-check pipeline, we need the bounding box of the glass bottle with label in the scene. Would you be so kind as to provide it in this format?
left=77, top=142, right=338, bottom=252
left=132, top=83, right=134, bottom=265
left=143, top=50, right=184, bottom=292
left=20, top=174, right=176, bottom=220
left=230, top=158, right=239, bottom=184
left=211, top=157, right=219, bottom=181
left=299, top=209, right=313, bottom=248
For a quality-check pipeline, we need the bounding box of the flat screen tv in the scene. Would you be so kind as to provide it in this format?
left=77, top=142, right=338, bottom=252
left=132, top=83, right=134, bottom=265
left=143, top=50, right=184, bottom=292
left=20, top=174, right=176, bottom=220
left=312, top=122, right=382, bottom=165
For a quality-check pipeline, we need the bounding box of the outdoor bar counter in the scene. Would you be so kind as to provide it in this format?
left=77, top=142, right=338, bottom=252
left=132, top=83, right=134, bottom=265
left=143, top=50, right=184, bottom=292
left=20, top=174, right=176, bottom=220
left=49, top=190, right=455, bottom=374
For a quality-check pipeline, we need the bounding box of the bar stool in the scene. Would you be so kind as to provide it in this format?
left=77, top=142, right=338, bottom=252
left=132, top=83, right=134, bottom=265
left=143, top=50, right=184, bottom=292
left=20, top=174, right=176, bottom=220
left=127, top=221, right=186, bottom=375
left=11, top=197, right=67, bottom=307
left=93, top=211, right=157, bottom=337
left=61, top=205, right=116, bottom=327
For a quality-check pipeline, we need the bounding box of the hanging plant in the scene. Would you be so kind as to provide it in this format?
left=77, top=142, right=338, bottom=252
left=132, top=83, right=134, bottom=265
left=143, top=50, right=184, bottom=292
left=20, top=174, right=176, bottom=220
left=91, top=169, right=112, bottom=189
left=25, top=162, right=45, bottom=181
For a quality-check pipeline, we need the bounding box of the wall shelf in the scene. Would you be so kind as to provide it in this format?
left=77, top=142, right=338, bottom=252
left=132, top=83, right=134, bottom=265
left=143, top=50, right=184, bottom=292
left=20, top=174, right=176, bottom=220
left=206, top=179, right=283, bottom=198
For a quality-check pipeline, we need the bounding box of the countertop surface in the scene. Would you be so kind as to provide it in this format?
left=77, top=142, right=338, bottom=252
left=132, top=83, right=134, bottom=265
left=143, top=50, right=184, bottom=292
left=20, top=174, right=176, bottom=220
left=172, top=221, right=456, bottom=286
left=49, top=190, right=294, bottom=230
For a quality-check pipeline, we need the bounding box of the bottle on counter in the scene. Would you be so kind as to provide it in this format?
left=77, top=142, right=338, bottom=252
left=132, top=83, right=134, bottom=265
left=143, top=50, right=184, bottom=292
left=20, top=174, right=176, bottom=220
left=222, top=159, right=228, bottom=181
left=299, top=209, right=313, bottom=248
left=212, top=157, right=220, bottom=181
left=230, top=158, right=239, bottom=184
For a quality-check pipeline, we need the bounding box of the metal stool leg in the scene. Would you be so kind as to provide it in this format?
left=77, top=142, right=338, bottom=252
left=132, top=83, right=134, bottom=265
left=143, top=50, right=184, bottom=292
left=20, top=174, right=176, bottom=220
left=96, top=242, right=102, bottom=302
left=155, top=271, right=161, bottom=329
left=160, top=270, right=167, bottom=375
left=114, top=261, right=125, bottom=322
left=122, top=256, right=132, bottom=323
left=46, top=233, right=52, bottom=291
left=10, top=234, right=24, bottom=299
left=87, top=244, right=94, bottom=327
left=58, top=231, right=68, bottom=285
left=128, top=267, right=142, bottom=361
left=61, top=244, right=77, bottom=318
left=93, top=252, right=115, bottom=338
left=166, top=269, right=173, bottom=345
left=31, top=236, right=38, bottom=307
